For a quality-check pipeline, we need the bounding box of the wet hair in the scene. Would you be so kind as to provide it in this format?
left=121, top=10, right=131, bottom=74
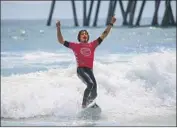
left=77, top=30, right=89, bottom=42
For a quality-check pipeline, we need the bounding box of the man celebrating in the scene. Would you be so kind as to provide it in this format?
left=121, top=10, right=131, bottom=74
left=56, top=16, right=116, bottom=108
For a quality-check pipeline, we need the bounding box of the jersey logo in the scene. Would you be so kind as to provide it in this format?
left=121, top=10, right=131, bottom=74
left=80, top=47, right=91, bottom=56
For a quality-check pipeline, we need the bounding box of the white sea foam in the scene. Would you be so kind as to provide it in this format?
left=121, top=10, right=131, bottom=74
left=1, top=51, right=74, bottom=69
left=1, top=50, right=176, bottom=120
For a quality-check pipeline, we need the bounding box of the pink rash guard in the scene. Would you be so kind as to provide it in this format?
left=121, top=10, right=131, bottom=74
left=64, top=38, right=102, bottom=68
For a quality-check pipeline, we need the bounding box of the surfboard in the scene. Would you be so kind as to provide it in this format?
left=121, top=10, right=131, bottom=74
left=77, top=103, right=102, bottom=119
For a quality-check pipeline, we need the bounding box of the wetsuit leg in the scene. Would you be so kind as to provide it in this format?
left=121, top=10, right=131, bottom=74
left=77, top=67, right=97, bottom=106
left=85, top=68, right=97, bottom=100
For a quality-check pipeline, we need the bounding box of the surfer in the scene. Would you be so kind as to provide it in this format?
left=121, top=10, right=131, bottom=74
left=56, top=16, right=116, bottom=108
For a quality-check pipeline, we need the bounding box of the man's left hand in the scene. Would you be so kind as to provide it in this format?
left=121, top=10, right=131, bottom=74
left=111, top=16, right=116, bottom=24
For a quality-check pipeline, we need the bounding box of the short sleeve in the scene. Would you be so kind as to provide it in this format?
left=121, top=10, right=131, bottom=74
left=63, top=41, right=70, bottom=48
left=91, top=37, right=103, bottom=48
left=63, top=41, right=77, bottom=50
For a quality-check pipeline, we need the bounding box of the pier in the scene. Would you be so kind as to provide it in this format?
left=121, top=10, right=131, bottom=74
left=47, top=0, right=176, bottom=27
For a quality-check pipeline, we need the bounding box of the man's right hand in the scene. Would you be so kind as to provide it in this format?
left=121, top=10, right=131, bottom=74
left=56, top=20, right=64, bottom=44
left=56, top=20, right=61, bottom=28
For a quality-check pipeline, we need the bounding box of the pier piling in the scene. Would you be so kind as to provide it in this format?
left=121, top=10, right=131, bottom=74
left=47, top=0, right=176, bottom=27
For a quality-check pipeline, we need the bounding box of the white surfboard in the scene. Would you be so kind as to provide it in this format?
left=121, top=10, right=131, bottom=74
left=77, top=103, right=102, bottom=119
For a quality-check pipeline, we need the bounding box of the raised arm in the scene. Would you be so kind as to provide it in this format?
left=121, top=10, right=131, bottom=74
left=56, top=20, right=65, bottom=44
left=100, top=16, right=116, bottom=40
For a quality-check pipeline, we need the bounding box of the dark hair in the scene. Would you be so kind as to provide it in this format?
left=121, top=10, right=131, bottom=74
left=77, top=30, right=89, bottom=42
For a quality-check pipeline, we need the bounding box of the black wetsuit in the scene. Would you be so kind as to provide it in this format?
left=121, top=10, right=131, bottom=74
left=77, top=67, right=97, bottom=106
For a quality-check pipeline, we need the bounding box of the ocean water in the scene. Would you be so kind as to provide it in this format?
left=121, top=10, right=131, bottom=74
left=1, top=19, right=176, bottom=126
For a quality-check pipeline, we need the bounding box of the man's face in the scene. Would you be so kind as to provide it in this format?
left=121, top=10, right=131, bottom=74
left=80, top=31, right=89, bottom=43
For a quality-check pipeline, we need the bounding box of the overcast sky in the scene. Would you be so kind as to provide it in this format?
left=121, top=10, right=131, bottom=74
left=1, top=1, right=176, bottom=20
